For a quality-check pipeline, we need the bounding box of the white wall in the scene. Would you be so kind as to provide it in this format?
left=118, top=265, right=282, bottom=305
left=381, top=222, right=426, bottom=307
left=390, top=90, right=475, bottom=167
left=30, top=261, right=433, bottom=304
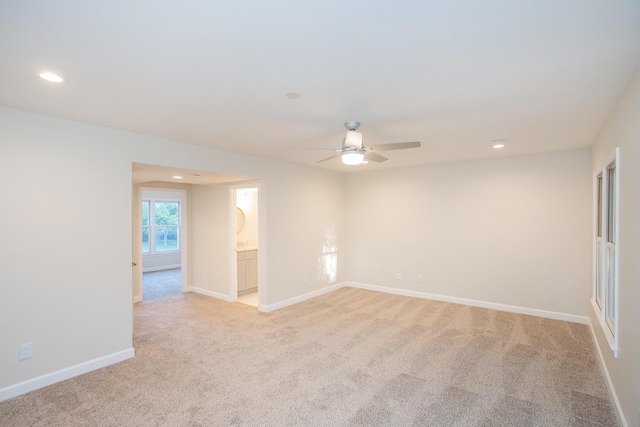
left=346, top=150, right=591, bottom=317
left=0, top=106, right=346, bottom=397
left=142, top=253, right=181, bottom=272
left=265, top=164, right=346, bottom=303
left=0, top=110, right=134, bottom=392
left=589, top=63, right=640, bottom=427
left=189, top=183, right=231, bottom=297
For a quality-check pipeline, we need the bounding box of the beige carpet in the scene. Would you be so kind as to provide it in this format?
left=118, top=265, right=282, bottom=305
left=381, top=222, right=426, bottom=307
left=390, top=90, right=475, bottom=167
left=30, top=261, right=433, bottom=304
left=0, top=285, right=618, bottom=426
left=142, top=268, right=182, bottom=301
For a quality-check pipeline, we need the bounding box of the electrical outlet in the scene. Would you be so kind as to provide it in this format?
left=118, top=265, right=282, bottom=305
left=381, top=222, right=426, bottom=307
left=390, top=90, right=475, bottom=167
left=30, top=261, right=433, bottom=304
left=19, top=343, right=32, bottom=361
left=395, top=273, right=402, bottom=280
left=417, top=274, right=423, bottom=283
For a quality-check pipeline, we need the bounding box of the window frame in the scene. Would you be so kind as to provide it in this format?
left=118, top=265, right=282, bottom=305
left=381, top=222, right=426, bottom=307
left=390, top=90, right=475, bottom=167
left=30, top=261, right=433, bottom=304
left=591, top=148, right=619, bottom=357
left=142, top=200, right=150, bottom=254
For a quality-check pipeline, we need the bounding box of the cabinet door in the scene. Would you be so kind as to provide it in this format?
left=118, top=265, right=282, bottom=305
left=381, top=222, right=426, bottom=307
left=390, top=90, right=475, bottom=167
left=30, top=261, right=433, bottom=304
left=237, top=260, right=248, bottom=291
left=247, top=259, right=258, bottom=288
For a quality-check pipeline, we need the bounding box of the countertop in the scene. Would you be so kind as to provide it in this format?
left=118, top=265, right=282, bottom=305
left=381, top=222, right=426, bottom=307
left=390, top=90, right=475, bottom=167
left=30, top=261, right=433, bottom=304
left=236, top=246, right=258, bottom=252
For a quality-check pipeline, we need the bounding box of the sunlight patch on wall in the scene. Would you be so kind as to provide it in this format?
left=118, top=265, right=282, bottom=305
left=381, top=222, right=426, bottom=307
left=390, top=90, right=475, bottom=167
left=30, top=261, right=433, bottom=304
left=318, top=222, right=338, bottom=284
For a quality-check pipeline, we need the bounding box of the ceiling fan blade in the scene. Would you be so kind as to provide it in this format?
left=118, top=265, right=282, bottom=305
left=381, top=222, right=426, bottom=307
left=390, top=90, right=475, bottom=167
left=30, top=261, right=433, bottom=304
left=289, top=147, right=341, bottom=151
left=315, top=153, right=343, bottom=163
left=364, top=151, right=388, bottom=162
left=369, top=141, right=421, bottom=152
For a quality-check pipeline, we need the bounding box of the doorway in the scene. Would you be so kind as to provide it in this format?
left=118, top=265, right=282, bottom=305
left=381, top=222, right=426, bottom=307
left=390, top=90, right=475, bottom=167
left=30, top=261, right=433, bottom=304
left=132, top=163, right=266, bottom=309
left=133, top=187, right=188, bottom=302
left=231, top=184, right=262, bottom=308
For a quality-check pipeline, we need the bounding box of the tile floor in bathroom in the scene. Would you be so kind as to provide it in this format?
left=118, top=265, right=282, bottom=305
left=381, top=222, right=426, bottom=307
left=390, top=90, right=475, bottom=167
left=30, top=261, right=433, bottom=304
left=237, top=291, right=258, bottom=307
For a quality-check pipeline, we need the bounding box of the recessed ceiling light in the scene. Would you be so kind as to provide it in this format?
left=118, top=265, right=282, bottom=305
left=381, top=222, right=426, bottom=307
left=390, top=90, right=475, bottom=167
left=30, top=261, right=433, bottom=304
left=39, top=72, right=64, bottom=83
left=173, top=176, right=183, bottom=179
left=285, top=92, right=301, bottom=99
left=491, top=138, right=507, bottom=149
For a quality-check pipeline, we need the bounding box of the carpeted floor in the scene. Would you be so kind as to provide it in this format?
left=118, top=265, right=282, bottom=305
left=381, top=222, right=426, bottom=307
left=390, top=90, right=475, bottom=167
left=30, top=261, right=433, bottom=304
left=0, top=285, right=618, bottom=426
left=142, top=268, right=182, bottom=301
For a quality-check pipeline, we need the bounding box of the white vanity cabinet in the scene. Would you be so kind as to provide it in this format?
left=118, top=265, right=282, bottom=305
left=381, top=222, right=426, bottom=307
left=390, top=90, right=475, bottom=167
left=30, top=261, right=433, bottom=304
left=237, top=249, right=258, bottom=293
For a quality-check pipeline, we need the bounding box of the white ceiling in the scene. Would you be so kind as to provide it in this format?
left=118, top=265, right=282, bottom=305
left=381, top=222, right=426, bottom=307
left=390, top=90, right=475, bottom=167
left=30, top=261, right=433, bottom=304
left=1, top=1, right=639, bottom=172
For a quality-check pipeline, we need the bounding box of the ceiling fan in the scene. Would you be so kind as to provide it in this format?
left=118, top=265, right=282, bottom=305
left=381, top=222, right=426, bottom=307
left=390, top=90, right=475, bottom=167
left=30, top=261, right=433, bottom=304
left=296, top=121, right=421, bottom=165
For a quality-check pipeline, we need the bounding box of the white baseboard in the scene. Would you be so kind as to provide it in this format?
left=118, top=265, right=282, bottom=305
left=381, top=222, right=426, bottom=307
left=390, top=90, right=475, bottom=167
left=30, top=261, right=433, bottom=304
left=142, top=264, right=181, bottom=273
left=260, top=282, right=345, bottom=312
left=0, top=348, right=135, bottom=402
left=254, top=281, right=588, bottom=324
left=189, top=286, right=234, bottom=302
left=588, top=320, right=628, bottom=427
left=344, top=282, right=589, bottom=324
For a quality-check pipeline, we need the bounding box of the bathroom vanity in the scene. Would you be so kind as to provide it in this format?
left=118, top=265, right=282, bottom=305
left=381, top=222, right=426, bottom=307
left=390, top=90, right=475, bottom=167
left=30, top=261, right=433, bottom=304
left=237, top=247, right=258, bottom=294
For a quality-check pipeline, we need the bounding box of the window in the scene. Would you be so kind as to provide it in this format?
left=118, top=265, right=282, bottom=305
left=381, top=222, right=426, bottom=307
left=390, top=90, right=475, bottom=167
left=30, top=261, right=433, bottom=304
left=142, top=199, right=180, bottom=254
left=605, top=165, right=616, bottom=333
left=595, top=175, right=602, bottom=310
left=592, top=149, right=619, bottom=356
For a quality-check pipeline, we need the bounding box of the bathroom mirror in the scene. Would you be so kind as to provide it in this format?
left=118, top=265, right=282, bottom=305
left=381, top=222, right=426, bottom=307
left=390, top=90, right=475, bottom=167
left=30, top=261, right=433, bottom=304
left=236, top=207, right=245, bottom=234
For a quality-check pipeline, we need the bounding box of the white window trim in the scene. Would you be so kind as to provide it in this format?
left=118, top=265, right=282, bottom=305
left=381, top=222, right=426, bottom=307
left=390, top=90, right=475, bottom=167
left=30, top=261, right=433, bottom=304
left=591, top=147, right=619, bottom=357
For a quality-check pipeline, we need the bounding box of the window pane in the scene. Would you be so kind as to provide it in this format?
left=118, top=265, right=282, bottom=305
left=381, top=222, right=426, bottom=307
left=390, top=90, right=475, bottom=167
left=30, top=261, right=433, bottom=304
left=606, top=246, right=616, bottom=329
left=595, top=243, right=601, bottom=308
left=155, top=202, right=179, bottom=226
left=597, top=176, right=602, bottom=238
left=607, top=167, right=616, bottom=243
left=142, top=201, right=149, bottom=226
left=142, top=227, right=149, bottom=252
left=155, top=226, right=179, bottom=251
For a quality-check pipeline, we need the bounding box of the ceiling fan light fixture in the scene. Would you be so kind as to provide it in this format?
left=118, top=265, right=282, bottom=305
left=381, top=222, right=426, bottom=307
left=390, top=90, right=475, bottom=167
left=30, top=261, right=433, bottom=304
left=342, top=151, right=364, bottom=165
left=295, top=120, right=419, bottom=165
left=345, top=130, right=363, bottom=149
left=39, top=72, right=64, bottom=83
